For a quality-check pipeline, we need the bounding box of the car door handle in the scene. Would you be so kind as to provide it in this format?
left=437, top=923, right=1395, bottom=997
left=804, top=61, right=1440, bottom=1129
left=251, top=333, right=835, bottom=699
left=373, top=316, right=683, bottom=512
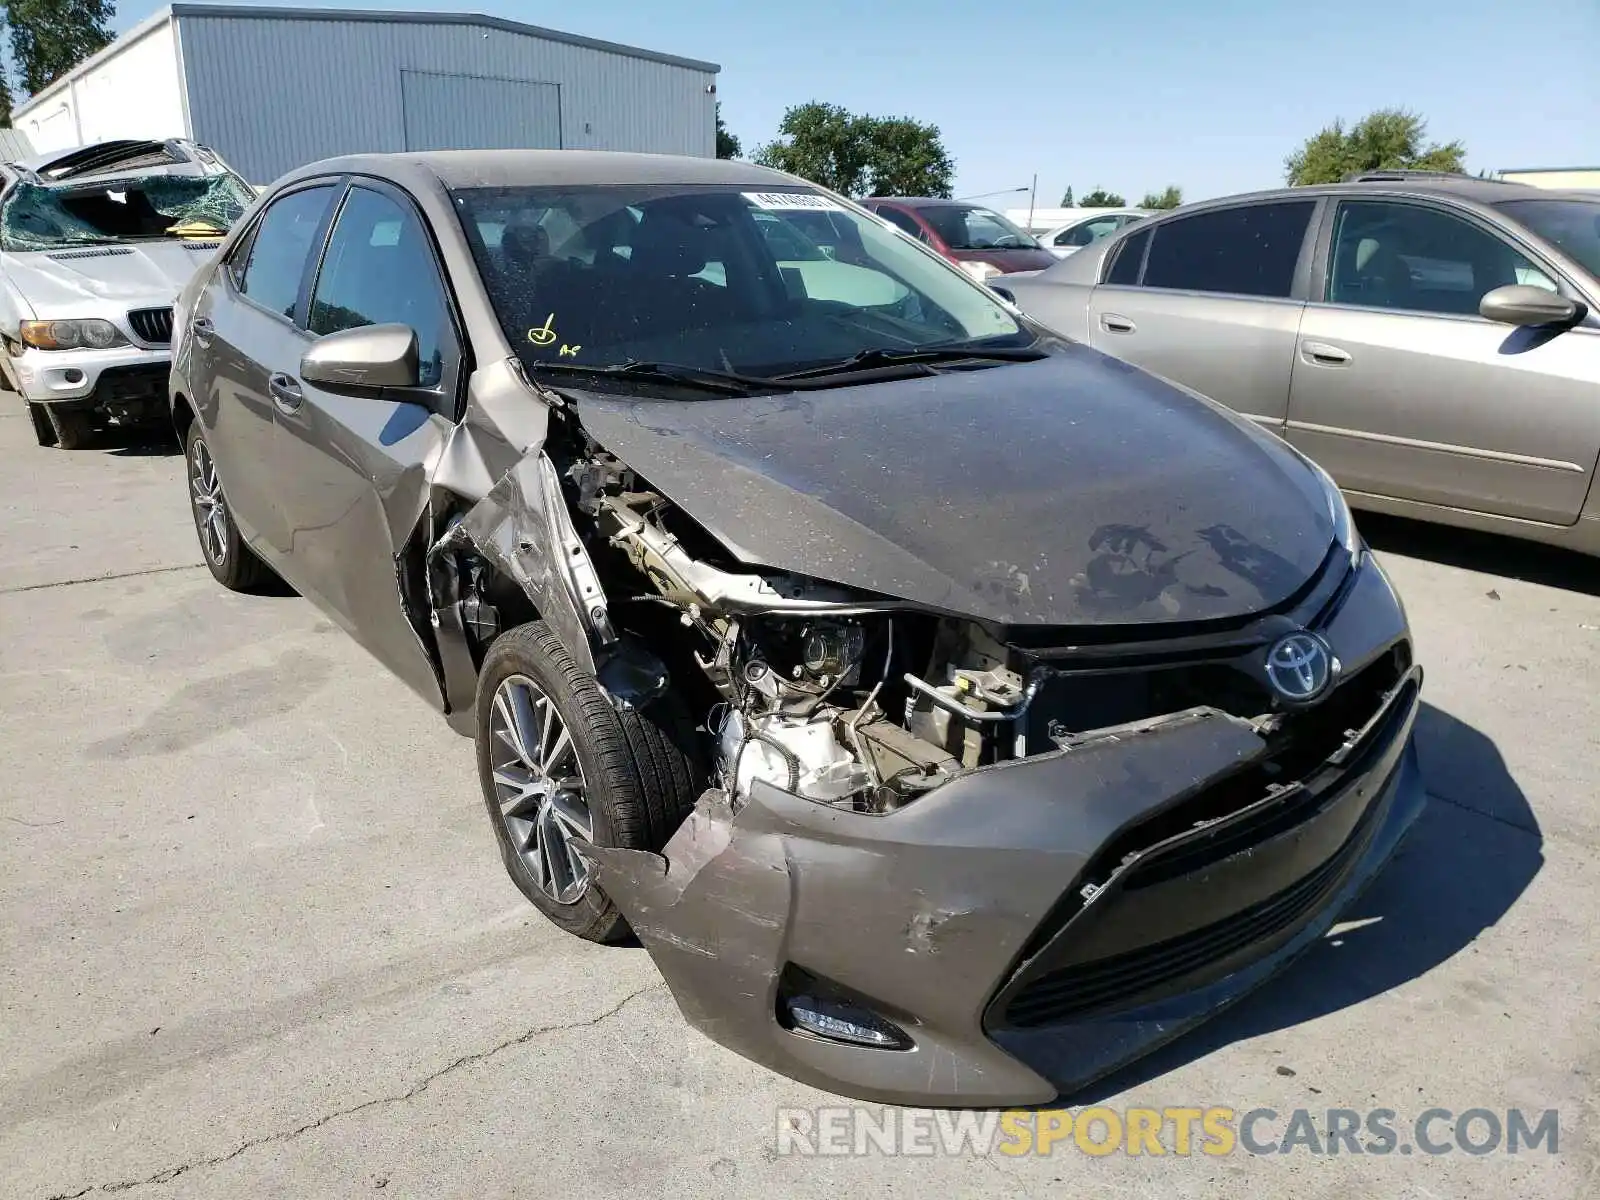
left=1302, top=341, right=1352, bottom=366
left=268, top=372, right=304, bottom=414
left=190, top=317, right=214, bottom=346
left=1100, top=313, right=1136, bottom=334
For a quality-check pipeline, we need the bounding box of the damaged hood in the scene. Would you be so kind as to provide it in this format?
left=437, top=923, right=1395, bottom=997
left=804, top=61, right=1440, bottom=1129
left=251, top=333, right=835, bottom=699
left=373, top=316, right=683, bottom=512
left=573, top=348, right=1335, bottom=627
left=1, top=241, right=213, bottom=317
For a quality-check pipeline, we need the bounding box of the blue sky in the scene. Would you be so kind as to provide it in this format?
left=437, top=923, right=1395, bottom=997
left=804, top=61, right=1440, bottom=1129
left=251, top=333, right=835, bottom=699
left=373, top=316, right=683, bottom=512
left=112, top=0, right=1596, bottom=203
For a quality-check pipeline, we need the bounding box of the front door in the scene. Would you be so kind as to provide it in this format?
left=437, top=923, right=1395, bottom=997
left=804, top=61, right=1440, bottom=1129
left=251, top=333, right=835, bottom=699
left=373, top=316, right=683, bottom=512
left=194, top=181, right=340, bottom=561
left=268, top=181, right=461, bottom=707
left=1286, top=198, right=1600, bottom=525
left=1086, top=199, right=1319, bottom=429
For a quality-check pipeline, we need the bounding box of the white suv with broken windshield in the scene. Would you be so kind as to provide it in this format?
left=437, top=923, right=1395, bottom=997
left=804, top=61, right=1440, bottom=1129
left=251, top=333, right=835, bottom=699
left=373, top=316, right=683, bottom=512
left=0, top=138, right=254, bottom=448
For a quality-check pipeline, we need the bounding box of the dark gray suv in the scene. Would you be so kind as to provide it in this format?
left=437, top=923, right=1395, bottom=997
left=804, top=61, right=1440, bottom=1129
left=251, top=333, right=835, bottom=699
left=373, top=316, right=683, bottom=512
left=997, top=172, right=1600, bottom=557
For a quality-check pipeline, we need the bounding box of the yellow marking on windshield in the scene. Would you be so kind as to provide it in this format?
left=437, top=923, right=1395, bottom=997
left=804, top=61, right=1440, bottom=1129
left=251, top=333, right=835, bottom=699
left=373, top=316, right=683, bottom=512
left=527, top=313, right=557, bottom=346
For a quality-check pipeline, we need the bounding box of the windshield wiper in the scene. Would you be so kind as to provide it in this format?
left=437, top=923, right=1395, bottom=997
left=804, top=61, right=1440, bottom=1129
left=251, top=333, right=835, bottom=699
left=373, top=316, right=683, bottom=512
left=526, top=359, right=773, bottom=397
left=772, top=343, right=1048, bottom=381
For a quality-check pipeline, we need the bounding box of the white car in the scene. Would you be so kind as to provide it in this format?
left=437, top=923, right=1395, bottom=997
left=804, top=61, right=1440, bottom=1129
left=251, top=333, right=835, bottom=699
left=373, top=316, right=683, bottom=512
left=0, top=138, right=255, bottom=448
left=1037, top=209, right=1148, bottom=258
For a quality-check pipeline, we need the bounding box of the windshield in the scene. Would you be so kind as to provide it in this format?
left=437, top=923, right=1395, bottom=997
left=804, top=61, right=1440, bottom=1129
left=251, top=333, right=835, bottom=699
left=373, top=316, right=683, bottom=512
left=1498, top=198, right=1600, bottom=280
left=918, top=204, right=1041, bottom=251
left=0, top=172, right=254, bottom=252
left=452, top=184, right=1029, bottom=380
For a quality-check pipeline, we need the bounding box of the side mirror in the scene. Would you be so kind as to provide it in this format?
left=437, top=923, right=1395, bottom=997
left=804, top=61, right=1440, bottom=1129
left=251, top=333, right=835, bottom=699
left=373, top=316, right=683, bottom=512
left=300, top=323, right=420, bottom=390
left=1479, top=284, right=1584, bottom=329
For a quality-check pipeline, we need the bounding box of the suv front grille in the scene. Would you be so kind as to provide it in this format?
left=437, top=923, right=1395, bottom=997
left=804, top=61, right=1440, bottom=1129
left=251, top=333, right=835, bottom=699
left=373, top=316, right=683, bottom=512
left=127, top=307, right=174, bottom=346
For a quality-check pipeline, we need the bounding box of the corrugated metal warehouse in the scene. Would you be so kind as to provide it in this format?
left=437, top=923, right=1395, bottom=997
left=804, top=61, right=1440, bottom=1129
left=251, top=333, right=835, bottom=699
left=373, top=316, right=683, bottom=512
left=11, top=3, right=721, bottom=183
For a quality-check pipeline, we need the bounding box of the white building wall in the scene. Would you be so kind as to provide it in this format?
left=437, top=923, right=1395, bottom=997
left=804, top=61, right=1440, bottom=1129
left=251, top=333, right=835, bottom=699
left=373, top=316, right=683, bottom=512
left=176, top=11, right=718, bottom=185
left=16, top=17, right=187, bottom=155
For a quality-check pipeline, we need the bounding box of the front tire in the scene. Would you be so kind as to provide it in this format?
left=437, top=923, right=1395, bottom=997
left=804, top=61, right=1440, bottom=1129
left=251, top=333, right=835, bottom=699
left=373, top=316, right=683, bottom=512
left=46, top=404, right=95, bottom=450
left=476, top=622, right=703, bottom=943
left=185, top=421, right=271, bottom=591
left=26, top=402, right=56, bottom=447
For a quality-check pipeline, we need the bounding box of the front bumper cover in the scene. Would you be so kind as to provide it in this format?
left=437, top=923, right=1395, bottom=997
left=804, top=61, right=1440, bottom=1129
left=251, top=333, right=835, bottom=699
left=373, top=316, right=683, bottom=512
left=13, top=344, right=171, bottom=408
left=582, top=557, right=1426, bottom=1107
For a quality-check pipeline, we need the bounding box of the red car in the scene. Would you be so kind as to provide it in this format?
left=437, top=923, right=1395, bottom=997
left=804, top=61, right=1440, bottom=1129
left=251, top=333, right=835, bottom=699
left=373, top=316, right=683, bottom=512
left=863, top=197, right=1058, bottom=280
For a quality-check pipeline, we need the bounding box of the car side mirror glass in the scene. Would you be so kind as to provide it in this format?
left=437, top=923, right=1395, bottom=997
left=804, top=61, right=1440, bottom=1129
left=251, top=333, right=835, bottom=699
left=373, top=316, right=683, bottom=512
left=1478, top=284, right=1583, bottom=329
left=300, top=323, right=421, bottom=390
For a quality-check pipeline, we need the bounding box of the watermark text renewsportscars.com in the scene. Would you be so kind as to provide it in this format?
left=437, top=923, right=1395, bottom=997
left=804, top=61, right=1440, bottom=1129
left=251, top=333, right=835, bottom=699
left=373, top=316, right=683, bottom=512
left=775, top=1105, right=1561, bottom=1158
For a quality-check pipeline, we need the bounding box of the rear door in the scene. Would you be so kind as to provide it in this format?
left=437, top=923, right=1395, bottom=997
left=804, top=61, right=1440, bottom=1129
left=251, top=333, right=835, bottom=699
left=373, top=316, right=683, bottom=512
left=1287, top=197, right=1600, bottom=524
left=268, top=180, right=462, bottom=705
left=1086, top=199, right=1319, bottom=429
left=191, top=180, right=340, bottom=558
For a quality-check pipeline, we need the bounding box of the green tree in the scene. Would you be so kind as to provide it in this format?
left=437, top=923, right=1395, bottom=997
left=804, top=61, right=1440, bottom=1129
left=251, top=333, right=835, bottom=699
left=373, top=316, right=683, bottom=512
left=715, top=103, right=740, bottom=159
left=1079, top=187, right=1125, bottom=207
left=7, top=0, right=115, bottom=95
left=1059, top=185, right=1074, bottom=206
left=0, top=60, right=12, bottom=128
left=861, top=115, right=953, bottom=197
left=1140, top=185, right=1182, bottom=210
left=1285, top=108, right=1466, bottom=185
left=755, top=102, right=953, bottom=197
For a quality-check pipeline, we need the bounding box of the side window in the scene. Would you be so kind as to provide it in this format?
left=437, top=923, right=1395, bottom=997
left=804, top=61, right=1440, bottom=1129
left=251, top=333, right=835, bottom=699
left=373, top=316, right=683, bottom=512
left=1326, top=199, right=1558, bottom=316
left=309, top=187, right=454, bottom=388
left=877, top=207, right=927, bottom=241
left=237, top=185, right=336, bottom=319
left=1105, top=225, right=1151, bottom=285
left=1065, top=216, right=1121, bottom=247
left=1142, top=201, right=1315, bottom=298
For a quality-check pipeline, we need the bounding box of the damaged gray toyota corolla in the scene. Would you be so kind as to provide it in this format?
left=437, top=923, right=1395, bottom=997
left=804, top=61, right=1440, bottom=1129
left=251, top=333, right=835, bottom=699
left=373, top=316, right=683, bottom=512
left=170, top=150, right=1425, bottom=1107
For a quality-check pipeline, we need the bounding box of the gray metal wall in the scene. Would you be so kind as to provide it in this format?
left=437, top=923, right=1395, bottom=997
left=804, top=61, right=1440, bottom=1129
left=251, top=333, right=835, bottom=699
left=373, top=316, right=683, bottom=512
left=176, top=12, right=717, bottom=184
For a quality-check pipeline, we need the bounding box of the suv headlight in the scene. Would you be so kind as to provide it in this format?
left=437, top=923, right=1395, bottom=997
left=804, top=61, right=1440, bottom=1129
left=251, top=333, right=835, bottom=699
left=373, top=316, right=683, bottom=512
left=20, top=319, right=130, bottom=351
left=959, top=261, right=1002, bottom=282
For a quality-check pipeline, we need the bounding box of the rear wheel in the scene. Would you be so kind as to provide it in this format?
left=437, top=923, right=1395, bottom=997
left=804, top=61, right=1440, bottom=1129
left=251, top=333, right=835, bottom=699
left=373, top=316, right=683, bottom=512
left=26, top=402, right=56, bottom=447
left=476, top=622, right=703, bottom=943
left=46, top=405, right=95, bottom=450
left=186, top=421, right=272, bottom=591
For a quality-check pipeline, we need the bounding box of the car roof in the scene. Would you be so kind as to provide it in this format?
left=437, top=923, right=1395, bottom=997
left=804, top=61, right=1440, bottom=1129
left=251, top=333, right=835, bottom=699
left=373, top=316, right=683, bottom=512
left=1183, top=174, right=1585, bottom=210
left=277, top=149, right=800, bottom=192
left=870, top=197, right=982, bottom=209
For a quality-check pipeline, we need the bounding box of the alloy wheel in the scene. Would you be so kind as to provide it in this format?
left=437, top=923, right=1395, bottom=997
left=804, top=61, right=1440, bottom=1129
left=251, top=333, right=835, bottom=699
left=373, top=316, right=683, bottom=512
left=189, top=438, right=229, bottom=567
left=489, top=675, right=595, bottom=904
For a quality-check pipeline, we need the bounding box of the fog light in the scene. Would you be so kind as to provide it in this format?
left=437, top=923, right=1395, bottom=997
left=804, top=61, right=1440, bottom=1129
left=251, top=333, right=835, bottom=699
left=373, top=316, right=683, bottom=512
left=63, top=368, right=85, bottom=384
left=785, top=995, right=909, bottom=1049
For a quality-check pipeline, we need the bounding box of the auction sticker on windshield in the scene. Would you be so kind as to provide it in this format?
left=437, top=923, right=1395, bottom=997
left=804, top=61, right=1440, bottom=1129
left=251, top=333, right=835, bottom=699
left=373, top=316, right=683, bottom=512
left=743, top=191, right=847, bottom=212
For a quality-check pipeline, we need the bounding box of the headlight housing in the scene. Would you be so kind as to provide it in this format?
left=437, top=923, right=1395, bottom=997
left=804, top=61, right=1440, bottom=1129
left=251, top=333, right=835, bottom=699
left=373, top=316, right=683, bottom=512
left=20, top=318, right=130, bottom=351
left=959, top=261, right=1002, bottom=283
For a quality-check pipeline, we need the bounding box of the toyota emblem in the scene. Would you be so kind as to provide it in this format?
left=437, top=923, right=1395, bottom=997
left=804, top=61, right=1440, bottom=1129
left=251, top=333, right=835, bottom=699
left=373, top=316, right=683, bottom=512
left=1264, top=631, right=1335, bottom=702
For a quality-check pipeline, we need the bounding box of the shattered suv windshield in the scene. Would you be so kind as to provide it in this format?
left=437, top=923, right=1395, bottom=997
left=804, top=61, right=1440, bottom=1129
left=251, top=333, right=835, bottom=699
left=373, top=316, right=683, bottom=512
left=0, top=173, right=254, bottom=252
left=451, top=183, right=1030, bottom=382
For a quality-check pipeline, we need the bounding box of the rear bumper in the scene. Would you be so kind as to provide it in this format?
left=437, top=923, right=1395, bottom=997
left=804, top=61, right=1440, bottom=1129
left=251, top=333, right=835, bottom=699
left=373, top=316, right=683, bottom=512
left=583, top=556, right=1424, bottom=1106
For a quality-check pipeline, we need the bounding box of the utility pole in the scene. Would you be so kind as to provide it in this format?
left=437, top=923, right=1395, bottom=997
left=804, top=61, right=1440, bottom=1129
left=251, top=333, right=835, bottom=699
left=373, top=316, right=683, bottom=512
left=1026, top=173, right=1037, bottom=233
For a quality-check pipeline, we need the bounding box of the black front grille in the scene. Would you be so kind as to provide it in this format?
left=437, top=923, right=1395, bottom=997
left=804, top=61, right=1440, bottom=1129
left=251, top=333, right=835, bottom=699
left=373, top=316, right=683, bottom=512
left=1003, top=794, right=1380, bottom=1027
left=94, top=364, right=168, bottom=404
left=127, top=307, right=174, bottom=346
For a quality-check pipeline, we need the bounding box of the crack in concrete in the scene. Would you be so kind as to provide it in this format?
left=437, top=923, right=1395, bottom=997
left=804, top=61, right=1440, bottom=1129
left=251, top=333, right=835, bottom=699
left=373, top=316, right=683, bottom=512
left=1, top=563, right=203, bottom=596
left=1425, top=788, right=1542, bottom=837
left=40, top=983, right=662, bottom=1199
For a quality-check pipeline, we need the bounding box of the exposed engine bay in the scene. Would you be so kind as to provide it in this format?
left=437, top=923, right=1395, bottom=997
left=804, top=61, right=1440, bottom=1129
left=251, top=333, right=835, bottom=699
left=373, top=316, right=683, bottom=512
left=560, top=433, right=1059, bottom=812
